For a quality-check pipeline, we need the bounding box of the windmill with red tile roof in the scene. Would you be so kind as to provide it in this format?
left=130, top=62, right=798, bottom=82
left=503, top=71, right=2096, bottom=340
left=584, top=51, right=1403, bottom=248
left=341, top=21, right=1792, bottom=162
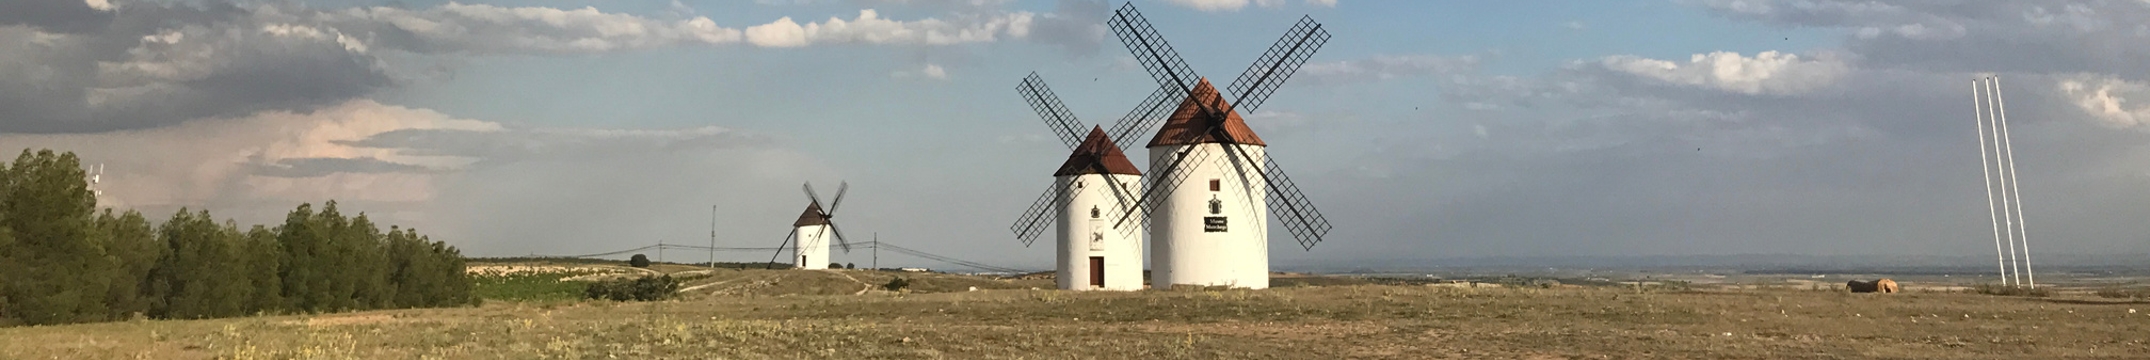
left=1009, top=72, right=1147, bottom=290
left=1102, top=2, right=1335, bottom=289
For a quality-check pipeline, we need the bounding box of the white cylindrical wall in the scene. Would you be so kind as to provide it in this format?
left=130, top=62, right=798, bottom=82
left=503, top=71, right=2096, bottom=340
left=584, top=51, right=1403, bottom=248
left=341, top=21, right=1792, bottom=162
left=792, top=224, right=831, bottom=269
left=1148, top=143, right=1269, bottom=289
left=1055, top=174, right=1145, bottom=291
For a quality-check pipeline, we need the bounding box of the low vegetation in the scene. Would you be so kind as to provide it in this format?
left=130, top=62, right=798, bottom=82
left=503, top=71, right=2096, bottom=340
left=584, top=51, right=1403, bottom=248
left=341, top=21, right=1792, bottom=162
left=584, top=276, right=681, bottom=302
left=4, top=277, right=2146, bottom=359
left=1974, top=283, right=2054, bottom=297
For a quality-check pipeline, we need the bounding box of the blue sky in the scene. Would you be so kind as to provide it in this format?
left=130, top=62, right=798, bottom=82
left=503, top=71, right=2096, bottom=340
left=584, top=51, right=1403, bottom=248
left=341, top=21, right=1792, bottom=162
left=6, top=0, right=2150, bottom=269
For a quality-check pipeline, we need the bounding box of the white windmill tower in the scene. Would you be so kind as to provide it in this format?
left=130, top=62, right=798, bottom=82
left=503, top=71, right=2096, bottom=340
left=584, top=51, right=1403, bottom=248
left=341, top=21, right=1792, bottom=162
left=1103, top=3, right=1334, bottom=289
left=766, top=182, right=852, bottom=270
left=88, top=163, right=104, bottom=198
left=1010, top=73, right=1146, bottom=291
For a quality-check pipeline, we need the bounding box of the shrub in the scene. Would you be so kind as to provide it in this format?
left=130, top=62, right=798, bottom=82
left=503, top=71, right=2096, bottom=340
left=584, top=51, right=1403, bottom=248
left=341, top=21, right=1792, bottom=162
left=2094, top=287, right=2149, bottom=300
left=829, top=263, right=842, bottom=269
left=583, top=275, right=679, bottom=302
left=1974, top=283, right=2051, bottom=297
left=883, top=277, right=911, bottom=292
left=629, top=254, right=651, bottom=268
left=845, top=263, right=855, bottom=269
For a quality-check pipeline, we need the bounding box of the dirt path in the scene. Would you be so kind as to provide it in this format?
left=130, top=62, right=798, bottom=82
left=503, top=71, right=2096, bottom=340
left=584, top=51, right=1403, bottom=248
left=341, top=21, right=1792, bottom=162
left=676, top=278, right=739, bottom=294
left=830, top=271, right=875, bottom=295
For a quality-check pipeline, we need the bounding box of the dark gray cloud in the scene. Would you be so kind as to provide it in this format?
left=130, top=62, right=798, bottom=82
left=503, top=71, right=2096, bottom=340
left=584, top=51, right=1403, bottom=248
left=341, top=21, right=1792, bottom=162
left=0, top=1, right=390, bottom=133
left=0, top=0, right=114, bottom=34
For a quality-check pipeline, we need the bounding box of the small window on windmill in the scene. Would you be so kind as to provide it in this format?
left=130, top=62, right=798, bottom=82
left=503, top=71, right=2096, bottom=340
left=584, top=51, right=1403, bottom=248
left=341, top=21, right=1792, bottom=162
left=1209, top=179, right=1221, bottom=192
left=1090, top=205, right=1100, bottom=219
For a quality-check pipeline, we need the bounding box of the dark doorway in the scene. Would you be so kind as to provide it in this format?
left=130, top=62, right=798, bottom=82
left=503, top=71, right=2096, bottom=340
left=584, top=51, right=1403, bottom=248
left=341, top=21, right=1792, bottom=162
left=1089, top=256, right=1105, bottom=288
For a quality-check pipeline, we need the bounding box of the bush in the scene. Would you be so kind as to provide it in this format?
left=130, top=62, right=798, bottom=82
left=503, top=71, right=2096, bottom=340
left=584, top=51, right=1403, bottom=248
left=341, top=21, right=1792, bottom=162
left=2094, top=287, right=2149, bottom=300
left=629, top=254, right=651, bottom=268
left=1974, top=283, right=2051, bottom=297
left=883, top=277, right=911, bottom=292
left=845, top=263, right=855, bottom=269
left=584, top=275, right=680, bottom=302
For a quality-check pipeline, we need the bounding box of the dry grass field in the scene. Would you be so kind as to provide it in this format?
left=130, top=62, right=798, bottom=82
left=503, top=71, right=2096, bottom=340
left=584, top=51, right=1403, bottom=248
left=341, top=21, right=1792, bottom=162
left=5, top=268, right=2148, bottom=359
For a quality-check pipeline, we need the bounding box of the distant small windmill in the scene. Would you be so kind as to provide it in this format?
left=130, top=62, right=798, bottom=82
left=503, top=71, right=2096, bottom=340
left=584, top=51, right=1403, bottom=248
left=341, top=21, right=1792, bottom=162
left=1009, top=72, right=1146, bottom=291
left=88, top=163, right=104, bottom=198
left=766, top=182, right=853, bottom=270
left=1103, top=2, right=1334, bottom=289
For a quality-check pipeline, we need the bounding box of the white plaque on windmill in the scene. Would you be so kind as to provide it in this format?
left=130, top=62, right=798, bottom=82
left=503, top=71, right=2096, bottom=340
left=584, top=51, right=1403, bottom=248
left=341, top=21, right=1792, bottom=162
left=1203, top=216, right=1227, bottom=232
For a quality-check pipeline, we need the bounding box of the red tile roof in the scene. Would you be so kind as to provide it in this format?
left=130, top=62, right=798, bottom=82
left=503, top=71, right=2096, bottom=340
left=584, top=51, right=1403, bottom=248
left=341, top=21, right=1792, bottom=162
left=792, top=202, right=830, bottom=227
left=1055, top=126, right=1144, bottom=176
left=1146, top=78, right=1266, bottom=147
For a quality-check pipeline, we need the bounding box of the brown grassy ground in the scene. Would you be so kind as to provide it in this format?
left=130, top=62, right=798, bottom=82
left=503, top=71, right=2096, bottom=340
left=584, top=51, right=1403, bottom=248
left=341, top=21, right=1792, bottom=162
left=5, top=270, right=2148, bottom=359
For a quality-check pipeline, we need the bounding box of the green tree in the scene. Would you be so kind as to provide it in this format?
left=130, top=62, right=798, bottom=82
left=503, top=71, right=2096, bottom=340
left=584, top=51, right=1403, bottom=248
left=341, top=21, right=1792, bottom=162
left=0, top=149, right=111, bottom=325
left=341, top=212, right=392, bottom=309
left=629, top=254, right=651, bottom=268
left=96, top=210, right=159, bottom=319
left=277, top=203, right=333, bottom=313
left=241, top=226, right=285, bottom=313
left=149, top=209, right=248, bottom=319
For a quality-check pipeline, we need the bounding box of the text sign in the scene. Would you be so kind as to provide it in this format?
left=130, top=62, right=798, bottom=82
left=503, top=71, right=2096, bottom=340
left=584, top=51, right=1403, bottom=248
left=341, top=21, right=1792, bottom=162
left=1204, top=216, right=1227, bottom=232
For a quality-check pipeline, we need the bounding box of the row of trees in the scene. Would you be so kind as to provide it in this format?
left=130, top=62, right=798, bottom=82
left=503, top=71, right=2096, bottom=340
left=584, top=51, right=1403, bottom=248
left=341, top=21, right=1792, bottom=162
left=0, top=149, right=471, bottom=326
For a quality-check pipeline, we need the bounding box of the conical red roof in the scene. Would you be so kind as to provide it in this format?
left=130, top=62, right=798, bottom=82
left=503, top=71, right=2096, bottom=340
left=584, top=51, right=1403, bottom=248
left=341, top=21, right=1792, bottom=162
left=792, top=202, right=829, bottom=227
left=1147, top=78, right=1265, bottom=147
left=1054, top=126, right=1144, bottom=176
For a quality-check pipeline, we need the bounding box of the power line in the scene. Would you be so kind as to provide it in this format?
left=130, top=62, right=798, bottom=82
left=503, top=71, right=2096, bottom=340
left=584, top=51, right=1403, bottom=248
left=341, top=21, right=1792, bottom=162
left=536, top=241, right=1034, bottom=273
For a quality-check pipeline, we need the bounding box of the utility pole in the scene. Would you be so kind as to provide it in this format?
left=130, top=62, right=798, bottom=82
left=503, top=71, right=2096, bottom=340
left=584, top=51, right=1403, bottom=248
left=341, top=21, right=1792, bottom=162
left=722, top=204, right=731, bottom=269
left=872, top=232, right=879, bottom=270
left=710, top=205, right=718, bottom=270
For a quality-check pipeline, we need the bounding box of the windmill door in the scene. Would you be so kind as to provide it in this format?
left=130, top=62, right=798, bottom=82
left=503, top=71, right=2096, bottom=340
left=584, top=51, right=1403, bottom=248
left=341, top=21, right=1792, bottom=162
left=1088, top=257, right=1105, bottom=288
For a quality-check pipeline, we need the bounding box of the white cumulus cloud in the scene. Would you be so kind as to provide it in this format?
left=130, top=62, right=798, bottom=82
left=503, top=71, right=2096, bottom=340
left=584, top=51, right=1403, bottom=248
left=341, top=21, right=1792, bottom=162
left=1598, top=51, right=1849, bottom=95
left=2058, top=75, right=2150, bottom=129
left=744, top=9, right=1033, bottom=48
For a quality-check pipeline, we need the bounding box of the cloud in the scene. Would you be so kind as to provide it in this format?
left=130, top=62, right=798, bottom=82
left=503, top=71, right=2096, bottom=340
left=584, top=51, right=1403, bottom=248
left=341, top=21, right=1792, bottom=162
left=1026, top=0, right=1109, bottom=56
left=1298, top=54, right=1480, bottom=85
left=0, top=99, right=826, bottom=256
left=1, top=1, right=1094, bottom=134
left=1162, top=0, right=1287, bottom=12
left=2058, top=75, right=2150, bottom=129
left=0, top=4, right=390, bottom=133
left=320, top=3, right=746, bottom=54
left=743, top=9, right=1033, bottom=47
left=890, top=63, right=950, bottom=79
left=1596, top=51, right=1850, bottom=95
left=1307, top=0, right=1338, bottom=7
left=1694, top=0, right=2150, bottom=79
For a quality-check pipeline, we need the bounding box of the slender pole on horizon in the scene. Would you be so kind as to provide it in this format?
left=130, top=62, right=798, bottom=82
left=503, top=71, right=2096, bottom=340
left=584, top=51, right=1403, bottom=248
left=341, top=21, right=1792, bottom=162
left=1973, top=79, right=2009, bottom=287
left=1987, top=77, right=2023, bottom=287
left=1993, top=77, right=2035, bottom=288
left=722, top=204, right=731, bottom=269
left=872, top=232, right=879, bottom=270
left=711, top=205, right=718, bottom=270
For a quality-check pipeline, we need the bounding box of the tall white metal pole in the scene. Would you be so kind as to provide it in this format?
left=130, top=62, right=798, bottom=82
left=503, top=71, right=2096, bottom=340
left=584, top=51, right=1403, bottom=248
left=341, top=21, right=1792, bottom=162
left=1987, top=78, right=2024, bottom=287
left=1984, top=78, right=2024, bottom=287
left=1993, top=77, right=2035, bottom=288
left=1972, top=79, right=2009, bottom=286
